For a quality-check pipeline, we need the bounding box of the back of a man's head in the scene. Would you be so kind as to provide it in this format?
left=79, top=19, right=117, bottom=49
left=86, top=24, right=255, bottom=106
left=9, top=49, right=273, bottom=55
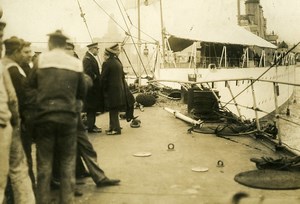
left=47, top=30, right=68, bottom=50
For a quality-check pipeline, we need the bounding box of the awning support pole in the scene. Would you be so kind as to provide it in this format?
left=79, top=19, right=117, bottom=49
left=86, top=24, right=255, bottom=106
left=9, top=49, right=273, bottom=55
left=225, top=46, right=227, bottom=68
left=219, top=46, right=226, bottom=68
left=246, top=48, right=249, bottom=68
left=189, top=42, right=196, bottom=68
left=259, top=49, right=265, bottom=67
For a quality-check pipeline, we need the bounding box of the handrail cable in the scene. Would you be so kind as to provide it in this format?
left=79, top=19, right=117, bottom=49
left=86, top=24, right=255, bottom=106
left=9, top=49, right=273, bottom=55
left=225, top=102, right=300, bottom=127
left=223, top=42, right=300, bottom=108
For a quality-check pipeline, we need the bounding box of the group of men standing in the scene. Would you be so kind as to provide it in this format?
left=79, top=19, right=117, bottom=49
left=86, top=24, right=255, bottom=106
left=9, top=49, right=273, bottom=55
left=83, top=42, right=130, bottom=135
left=0, top=12, right=130, bottom=203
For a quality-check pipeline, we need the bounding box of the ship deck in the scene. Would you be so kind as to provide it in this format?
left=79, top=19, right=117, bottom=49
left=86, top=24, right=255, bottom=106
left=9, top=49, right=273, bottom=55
left=72, top=101, right=300, bottom=204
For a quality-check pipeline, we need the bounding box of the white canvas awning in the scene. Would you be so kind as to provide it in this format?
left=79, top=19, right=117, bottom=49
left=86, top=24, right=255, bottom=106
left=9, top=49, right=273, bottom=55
left=167, top=23, right=277, bottom=51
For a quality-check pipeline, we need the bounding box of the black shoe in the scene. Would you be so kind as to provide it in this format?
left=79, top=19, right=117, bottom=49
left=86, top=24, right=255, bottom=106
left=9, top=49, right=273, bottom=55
left=119, top=113, right=126, bottom=119
left=105, top=129, right=112, bottom=133
left=88, top=127, right=102, bottom=133
left=96, top=177, right=120, bottom=187
left=105, top=127, right=123, bottom=133
left=106, top=130, right=121, bottom=135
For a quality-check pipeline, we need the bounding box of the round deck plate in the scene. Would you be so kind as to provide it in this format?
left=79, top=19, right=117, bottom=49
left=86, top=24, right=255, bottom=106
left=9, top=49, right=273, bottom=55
left=191, top=167, right=209, bottom=172
left=133, top=152, right=152, bottom=157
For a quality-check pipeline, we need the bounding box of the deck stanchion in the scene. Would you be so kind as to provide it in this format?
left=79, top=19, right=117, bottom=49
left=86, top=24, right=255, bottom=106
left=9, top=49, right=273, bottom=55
left=226, top=81, right=242, bottom=119
left=250, top=80, right=260, bottom=131
left=205, top=82, right=223, bottom=108
left=219, top=46, right=227, bottom=68
left=273, top=82, right=282, bottom=146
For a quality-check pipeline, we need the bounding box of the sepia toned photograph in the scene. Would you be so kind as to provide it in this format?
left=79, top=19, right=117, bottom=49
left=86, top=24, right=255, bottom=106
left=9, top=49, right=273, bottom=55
left=0, top=0, right=300, bottom=203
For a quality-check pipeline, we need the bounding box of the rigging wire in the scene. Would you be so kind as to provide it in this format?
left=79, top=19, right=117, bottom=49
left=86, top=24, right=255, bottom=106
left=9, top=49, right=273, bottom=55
left=223, top=41, right=300, bottom=108
left=76, top=0, right=94, bottom=41
left=152, top=45, right=159, bottom=74
left=122, top=47, right=138, bottom=77
left=91, top=0, right=156, bottom=44
left=130, top=24, right=159, bottom=43
left=76, top=0, right=102, bottom=65
left=118, top=0, right=159, bottom=75
left=116, top=0, right=149, bottom=76
left=118, top=0, right=158, bottom=42
left=141, top=47, right=156, bottom=75
left=280, top=142, right=300, bottom=153
left=91, top=0, right=127, bottom=34
left=286, top=57, right=291, bottom=115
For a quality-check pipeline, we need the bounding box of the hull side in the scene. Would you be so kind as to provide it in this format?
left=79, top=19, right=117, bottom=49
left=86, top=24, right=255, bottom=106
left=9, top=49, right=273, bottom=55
left=158, top=65, right=296, bottom=119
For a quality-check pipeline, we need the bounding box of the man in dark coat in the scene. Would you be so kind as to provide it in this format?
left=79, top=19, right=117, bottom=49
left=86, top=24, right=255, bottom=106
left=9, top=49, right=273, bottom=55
left=28, top=30, right=86, bottom=204
left=101, top=44, right=126, bottom=135
left=52, top=41, right=121, bottom=189
left=82, top=42, right=102, bottom=133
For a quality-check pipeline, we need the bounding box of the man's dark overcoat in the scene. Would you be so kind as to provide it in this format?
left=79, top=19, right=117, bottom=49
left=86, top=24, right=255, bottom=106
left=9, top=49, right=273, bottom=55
left=82, top=52, right=103, bottom=112
left=100, top=56, right=126, bottom=111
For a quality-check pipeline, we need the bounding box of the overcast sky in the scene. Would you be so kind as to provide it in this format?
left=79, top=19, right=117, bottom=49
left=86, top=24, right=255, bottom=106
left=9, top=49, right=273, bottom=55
left=1, top=0, right=300, bottom=47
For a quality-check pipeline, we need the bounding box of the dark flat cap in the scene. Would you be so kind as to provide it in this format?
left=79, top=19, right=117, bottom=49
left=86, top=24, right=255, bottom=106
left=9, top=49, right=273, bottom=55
left=87, top=42, right=98, bottom=48
left=47, top=30, right=69, bottom=40
left=105, top=43, right=120, bottom=55
left=4, top=36, right=23, bottom=53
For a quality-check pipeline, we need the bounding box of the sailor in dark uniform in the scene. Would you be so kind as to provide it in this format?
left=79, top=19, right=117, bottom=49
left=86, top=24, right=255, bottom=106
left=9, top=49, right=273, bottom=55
left=82, top=42, right=103, bottom=133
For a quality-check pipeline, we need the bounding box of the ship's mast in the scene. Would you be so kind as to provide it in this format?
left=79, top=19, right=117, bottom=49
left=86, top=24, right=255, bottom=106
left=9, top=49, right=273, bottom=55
left=159, top=0, right=166, bottom=63
left=137, top=0, right=142, bottom=87
left=137, top=0, right=165, bottom=84
left=237, top=0, right=241, bottom=25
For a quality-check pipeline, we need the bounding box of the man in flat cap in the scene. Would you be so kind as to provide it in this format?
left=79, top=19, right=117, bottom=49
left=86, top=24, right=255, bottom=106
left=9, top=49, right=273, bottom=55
left=101, top=44, right=127, bottom=135
left=0, top=36, right=35, bottom=203
left=82, top=42, right=103, bottom=133
left=27, top=29, right=86, bottom=204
